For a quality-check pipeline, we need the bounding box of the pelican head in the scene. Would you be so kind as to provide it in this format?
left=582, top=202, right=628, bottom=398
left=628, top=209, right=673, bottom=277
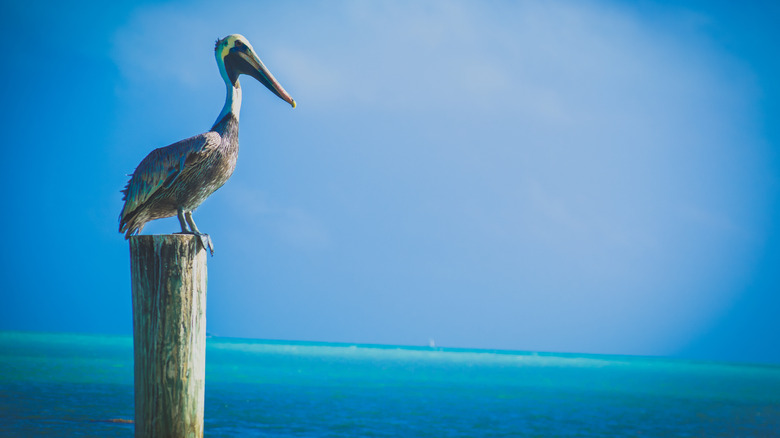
left=215, top=34, right=296, bottom=108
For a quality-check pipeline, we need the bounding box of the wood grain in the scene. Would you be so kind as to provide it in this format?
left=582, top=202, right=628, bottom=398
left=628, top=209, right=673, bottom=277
left=130, top=234, right=207, bottom=438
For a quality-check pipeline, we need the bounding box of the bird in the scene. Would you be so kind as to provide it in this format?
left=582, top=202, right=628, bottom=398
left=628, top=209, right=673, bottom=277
left=119, top=34, right=295, bottom=255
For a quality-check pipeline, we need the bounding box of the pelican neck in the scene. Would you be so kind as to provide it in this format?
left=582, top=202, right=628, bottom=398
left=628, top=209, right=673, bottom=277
left=212, top=81, right=242, bottom=131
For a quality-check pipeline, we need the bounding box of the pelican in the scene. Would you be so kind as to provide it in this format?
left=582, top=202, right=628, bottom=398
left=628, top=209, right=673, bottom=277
left=119, top=34, right=295, bottom=254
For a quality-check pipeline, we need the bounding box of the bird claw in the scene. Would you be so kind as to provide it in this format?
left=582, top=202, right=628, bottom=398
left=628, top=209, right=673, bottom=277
left=174, top=232, right=215, bottom=256
left=197, top=233, right=215, bottom=256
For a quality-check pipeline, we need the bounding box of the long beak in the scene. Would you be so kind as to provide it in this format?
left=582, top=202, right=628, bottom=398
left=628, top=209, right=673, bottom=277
left=238, top=51, right=296, bottom=108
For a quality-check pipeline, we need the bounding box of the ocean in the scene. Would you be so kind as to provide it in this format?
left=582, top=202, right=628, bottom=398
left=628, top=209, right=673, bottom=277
left=0, top=331, right=778, bottom=437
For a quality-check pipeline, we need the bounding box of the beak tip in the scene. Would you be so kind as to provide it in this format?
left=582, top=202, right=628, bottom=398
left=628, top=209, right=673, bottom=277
left=291, top=99, right=297, bottom=109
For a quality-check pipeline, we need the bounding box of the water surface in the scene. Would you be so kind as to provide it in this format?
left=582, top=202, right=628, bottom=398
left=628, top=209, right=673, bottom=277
left=1, top=331, right=778, bottom=436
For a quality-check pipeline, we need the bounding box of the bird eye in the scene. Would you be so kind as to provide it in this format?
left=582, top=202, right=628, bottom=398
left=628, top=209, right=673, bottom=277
left=234, top=40, right=244, bottom=48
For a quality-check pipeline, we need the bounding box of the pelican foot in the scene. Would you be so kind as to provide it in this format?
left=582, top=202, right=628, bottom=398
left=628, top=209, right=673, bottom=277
left=196, top=233, right=215, bottom=256
left=173, top=231, right=215, bottom=256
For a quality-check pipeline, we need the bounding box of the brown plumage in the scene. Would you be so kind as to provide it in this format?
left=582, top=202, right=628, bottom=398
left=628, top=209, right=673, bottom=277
left=118, top=34, right=295, bottom=254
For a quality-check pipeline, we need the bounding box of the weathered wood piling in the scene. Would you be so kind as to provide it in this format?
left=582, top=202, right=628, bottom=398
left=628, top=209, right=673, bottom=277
left=129, top=234, right=207, bottom=438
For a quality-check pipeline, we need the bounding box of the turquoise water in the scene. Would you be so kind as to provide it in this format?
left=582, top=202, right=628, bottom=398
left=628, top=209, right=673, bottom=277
left=1, top=332, right=779, bottom=437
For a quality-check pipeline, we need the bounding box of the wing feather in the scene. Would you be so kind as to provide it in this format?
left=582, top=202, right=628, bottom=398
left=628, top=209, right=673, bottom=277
left=119, top=131, right=221, bottom=230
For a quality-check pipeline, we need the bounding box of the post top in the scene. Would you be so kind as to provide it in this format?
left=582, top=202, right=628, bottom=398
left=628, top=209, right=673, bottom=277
left=129, top=234, right=211, bottom=257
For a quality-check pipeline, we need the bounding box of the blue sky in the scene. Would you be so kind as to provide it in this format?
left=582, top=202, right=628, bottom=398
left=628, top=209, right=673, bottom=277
left=1, top=0, right=778, bottom=363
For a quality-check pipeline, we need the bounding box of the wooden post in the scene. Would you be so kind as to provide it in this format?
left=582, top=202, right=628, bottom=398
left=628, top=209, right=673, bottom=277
left=129, top=235, right=207, bottom=438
